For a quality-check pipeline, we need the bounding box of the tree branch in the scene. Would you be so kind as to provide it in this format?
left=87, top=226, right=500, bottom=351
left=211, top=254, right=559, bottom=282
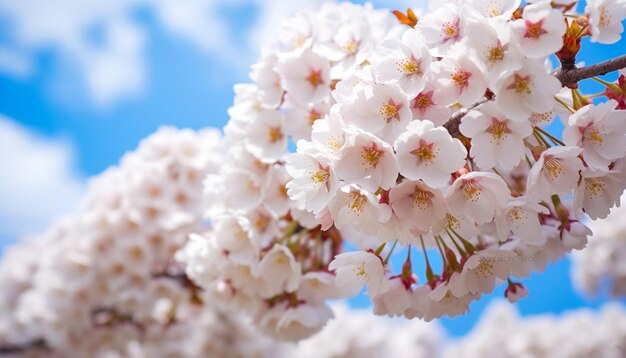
left=555, top=54, right=626, bottom=87
left=443, top=99, right=490, bottom=138
left=0, top=339, right=47, bottom=354
left=443, top=55, right=626, bottom=137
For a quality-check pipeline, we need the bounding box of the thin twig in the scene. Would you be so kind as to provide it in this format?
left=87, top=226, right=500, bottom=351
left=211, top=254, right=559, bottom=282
left=442, top=98, right=490, bottom=138
left=0, top=339, right=47, bottom=354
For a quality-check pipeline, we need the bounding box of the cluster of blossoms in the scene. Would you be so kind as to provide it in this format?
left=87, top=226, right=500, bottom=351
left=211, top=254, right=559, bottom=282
left=287, top=302, right=626, bottom=358
left=285, top=0, right=626, bottom=322
left=284, top=304, right=442, bottom=358
left=572, top=192, right=626, bottom=297
left=178, top=2, right=402, bottom=340
left=443, top=302, right=626, bottom=358
left=2, top=0, right=626, bottom=353
left=0, top=128, right=280, bottom=356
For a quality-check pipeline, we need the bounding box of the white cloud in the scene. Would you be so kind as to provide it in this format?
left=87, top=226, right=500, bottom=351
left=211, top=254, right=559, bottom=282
left=0, top=115, right=84, bottom=244
left=0, top=0, right=427, bottom=107
left=0, top=0, right=145, bottom=107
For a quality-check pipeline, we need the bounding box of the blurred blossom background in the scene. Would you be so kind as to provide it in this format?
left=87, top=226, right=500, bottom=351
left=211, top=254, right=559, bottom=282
left=1, top=0, right=625, bottom=339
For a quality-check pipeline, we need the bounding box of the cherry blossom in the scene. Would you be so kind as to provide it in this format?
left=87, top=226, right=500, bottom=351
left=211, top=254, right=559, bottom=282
left=527, top=146, right=584, bottom=198
left=563, top=100, right=626, bottom=171
left=328, top=251, right=389, bottom=298
left=447, top=172, right=512, bottom=225
left=586, top=0, right=626, bottom=44
left=394, top=120, right=467, bottom=188
left=460, top=102, right=533, bottom=170
left=511, top=1, right=566, bottom=58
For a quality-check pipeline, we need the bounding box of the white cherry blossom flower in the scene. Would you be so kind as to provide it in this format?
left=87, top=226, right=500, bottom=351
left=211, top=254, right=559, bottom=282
left=574, top=168, right=623, bottom=220
left=278, top=12, right=313, bottom=50
left=465, top=20, right=523, bottom=87
left=468, top=0, right=521, bottom=19
left=259, top=302, right=333, bottom=341
left=297, top=272, right=345, bottom=304
left=257, top=245, right=302, bottom=298
left=410, top=85, right=452, bottom=125
left=389, top=180, right=447, bottom=233
left=495, top=198, right=549, bottom=243
left=263, top=165, right=293, bottom=218
left=342, top=82, right=412, bottom=143
left=447, top=171, right=512, bottom=224
left=419, top=3, right=465, bottom=55
left=327, top=185, right=392, bottom=237
left=586, top=0, right=626, bottom=44
left=335, top=131, right=398, bottom=191
left=495, top=58, right=562, bottom=121
left=250, top=51, right=283, bottom=108
left=285, top=142, right=339, bottom=214
left=244, top=109, right=287, bottom=162
left=316, top=17, right=374, bottom=79
left=329, top=251, right=389, bottom=298
left=310, top=109, right=348, bottom=159
left=373, top=278, right=413, bottom=317
left=460, top=102, right=533, bottom=170
left=511, top=1, right=566, bottom=58
left=394, top=120, right=467, bottom=188
left=527, top=146, right=584, bottom=198
left=452, top=248, right=515, bottom=296
left=277, top=49, right=330, bottom=104
left=429, top=45, right=488, bottom=106
left=372, top=29, right=432, bottom=96
left=284, top=98, right=331, bottom=141
left=563, top=100, right=626, bottom=171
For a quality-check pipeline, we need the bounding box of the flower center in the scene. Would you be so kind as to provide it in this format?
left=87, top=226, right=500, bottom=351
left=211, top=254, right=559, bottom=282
left=524, top=19, right=547, bottom=39
left=410, top=141, right=435, bottom=162
left=451, top=69, right=471, bottom=91
left=398, top=57, right=423, bottom=76
left=268, top=126, right=284, bottom=143
left=409, top=187, right=434, bottom=209
left=348, top=192, right=367, bottom=214
left=487, top=44, right=505, bottom=63
left=508, top=73, right=532, bottom=95
left=343, top=39, right=359, bottom=55
left=361, top=143, right=385, bottom=168
left=476, top=258, right=494, bottom=278
left=441, top=20, right=460, bottom=42
left=585, top=177, right=605, bottom=198
left=309, top=109, right=321, bottom=125
left=354, top=262, right=367, bottom=277
left=413, top=91, right=434, bottom=112
left=311, top=171, right=329, bottom=184
left=486, top=118, right=511, bottom=141
left=599, top=6, right=612, bottom=27
left=379, top=99, right=403, bottom=123
left=543, top=156, right=565, bottom=179
left=584, top=127, right=604, bottom=144
left=306, top=69, right=324, bottom=87
left=462, top=180, right=482, bottom=202
left=530, top=111, right=553, bottom=126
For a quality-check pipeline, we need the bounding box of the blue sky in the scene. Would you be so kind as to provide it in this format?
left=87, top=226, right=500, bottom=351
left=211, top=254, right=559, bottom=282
left=0, top=0, right=624, bottom=337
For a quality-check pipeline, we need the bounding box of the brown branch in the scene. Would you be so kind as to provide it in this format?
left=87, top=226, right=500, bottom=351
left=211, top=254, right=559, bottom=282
left=555, top=54, right=626, bottom=87
left=443, top=98, right=490, bottom=138
left=0, top=339, right=47, bottom=354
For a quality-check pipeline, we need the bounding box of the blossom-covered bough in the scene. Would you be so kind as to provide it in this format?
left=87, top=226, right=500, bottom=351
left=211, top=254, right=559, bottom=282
left=208, top=0, right=626, bottom=334
left=2, top=0, right=626, bottom=353
left=0, top=128, right=281, bottom=356
left=178, top=2, right=403, bottom=340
